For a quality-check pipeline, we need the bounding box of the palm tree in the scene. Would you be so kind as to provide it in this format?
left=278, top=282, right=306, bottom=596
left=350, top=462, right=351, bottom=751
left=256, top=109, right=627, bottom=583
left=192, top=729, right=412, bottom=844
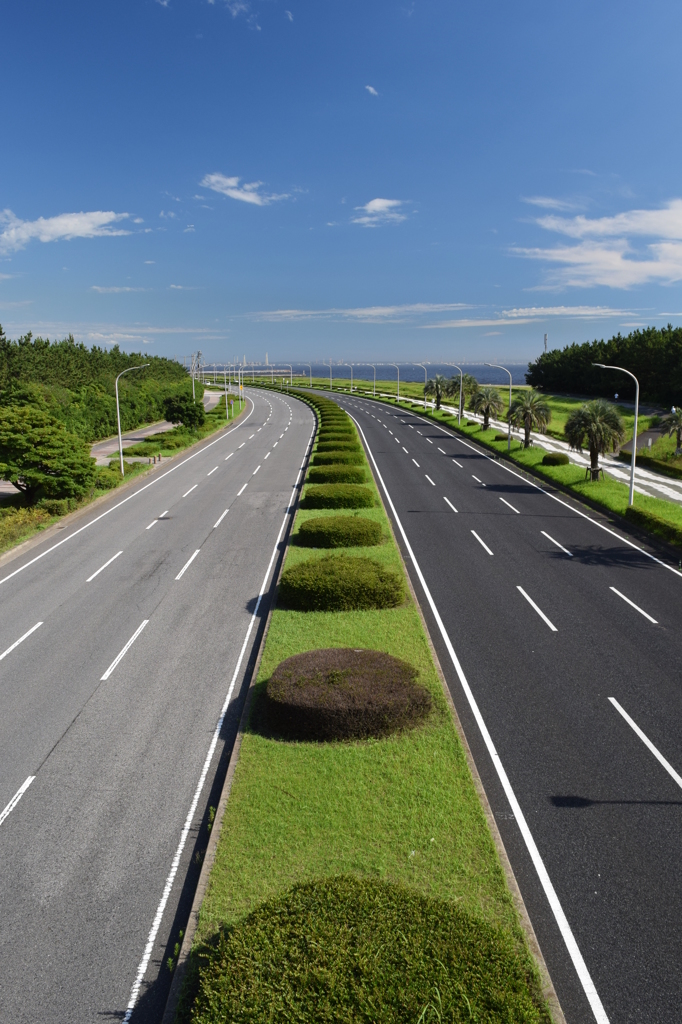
left=564, top=399, right=625, bottom=480
left=470, top=385, right=504, bottom=431
left=424, top=374, right=447, bottom=410
left=445, top=373, right=478, bottom=419
left=508, top=390, right=552, bottom=448
left=665, top=407, right=682, bottom=453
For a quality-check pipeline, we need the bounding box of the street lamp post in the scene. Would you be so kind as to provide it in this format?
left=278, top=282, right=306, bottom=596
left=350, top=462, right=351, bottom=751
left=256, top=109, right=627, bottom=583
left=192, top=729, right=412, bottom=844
left=484, top=362, right=512, bottom=452
left=594, top=363, right=640, bottom=506
left=328, top=360, right=333, bottom=392
left=448, top=363, right=465, bottom=424
left=304, top=363, right=312, bottom=387
left=357, top=363, right=376, bottom=397
left=343, top=363, right=353, bottom=393
left=115, top=364, right=149, bottom=475
left=414, top=363, right=427, bottom=410
left=389, top=363, right=400, bottom=403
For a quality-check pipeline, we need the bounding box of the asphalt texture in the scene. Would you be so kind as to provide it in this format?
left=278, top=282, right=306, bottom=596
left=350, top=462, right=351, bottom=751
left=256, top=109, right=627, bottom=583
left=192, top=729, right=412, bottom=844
left=0, top=389, right=314, bottom=1023
left=329, top=390, right=682, bottom=1024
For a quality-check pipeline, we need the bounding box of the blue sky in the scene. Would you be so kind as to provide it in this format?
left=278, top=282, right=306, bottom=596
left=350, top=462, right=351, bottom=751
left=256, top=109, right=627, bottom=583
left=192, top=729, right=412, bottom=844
left=2, top=0, right=682, bottom=366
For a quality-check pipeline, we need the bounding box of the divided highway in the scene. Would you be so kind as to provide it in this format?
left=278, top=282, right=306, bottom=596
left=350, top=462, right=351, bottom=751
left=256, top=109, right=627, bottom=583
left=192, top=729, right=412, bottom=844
left=331, top=390, right=682, bottom=1024
left=0, top=389, right=314, bottom=1023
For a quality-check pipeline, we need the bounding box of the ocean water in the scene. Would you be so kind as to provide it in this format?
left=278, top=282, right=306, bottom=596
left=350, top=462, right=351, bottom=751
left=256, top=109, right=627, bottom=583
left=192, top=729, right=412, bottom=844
left=219, top=362, right=529, bottom=386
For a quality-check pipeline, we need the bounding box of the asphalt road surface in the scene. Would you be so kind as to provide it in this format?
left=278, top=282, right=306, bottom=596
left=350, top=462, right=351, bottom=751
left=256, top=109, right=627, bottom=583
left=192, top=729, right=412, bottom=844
left=330, top=390, right=682, bottom=1024
left=0, top=389, right=314, bottom=1023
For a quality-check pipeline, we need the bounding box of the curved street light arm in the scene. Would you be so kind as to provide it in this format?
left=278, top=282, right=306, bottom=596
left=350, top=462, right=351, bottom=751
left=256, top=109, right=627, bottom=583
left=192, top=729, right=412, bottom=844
left=388, top=363, right=400, bottom=403
left=485, top=361, right=513, bottom=452
left=413, top=363, right=428, bottom=409
left=115, top=364, right=150, bottom=475
left=593, top=363, right=640, bottom=506
left=343, top=363, right=354, bottom=393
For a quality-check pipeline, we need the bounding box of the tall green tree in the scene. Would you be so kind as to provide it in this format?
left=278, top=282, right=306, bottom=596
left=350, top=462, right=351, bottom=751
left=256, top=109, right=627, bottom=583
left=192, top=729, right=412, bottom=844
left=470, top=385, right=504, bottom=430
left=665, top=407, right=682, bottom=452
left=163, top=395, right=205, bottom=429
left=564, top=399, right=625, bottom=479
left=0, top=406, right=96, bottom=501
left=424, top=374, right=447, bottom=410
left=508, top=390, right=552, bottom=448
left=445, top=373, right=478, bottom=418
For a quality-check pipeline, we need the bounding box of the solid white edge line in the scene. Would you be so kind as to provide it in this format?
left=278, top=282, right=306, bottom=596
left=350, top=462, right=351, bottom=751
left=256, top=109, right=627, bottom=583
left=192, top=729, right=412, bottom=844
left=0, top=776, right=35, bottom=827
left=121, top=423, right=316, bottom=1022
left=175, top=549, right=201, bottom=581
left=517, top=586, right=558, bottom=631
left=100, top=620, right=149, bottom=680
left=237, top=482, right=248, bottom=496
left=471, top=530, right=494, bottom=555
left=500, top=497, right=520, bottom=514
left=541, top=531, right=573, bottom=557
left=609, top=586, right=658, bottom=624
left=608, top=698, right=682, bottom=790
left=182, top=484, right=197, bottom=498
left=86, top=551, right=123, bottom=582
left=425, top=475, right=435, bottom=486
left=213, top=509, right=229, bottom=529
left=0, top=399, right=256, bottom=590
left=347, top=411, right=608, bottom=1024
left=0, top=621, right=43, bottom=662
left=444, top=497, right=458, bottom=513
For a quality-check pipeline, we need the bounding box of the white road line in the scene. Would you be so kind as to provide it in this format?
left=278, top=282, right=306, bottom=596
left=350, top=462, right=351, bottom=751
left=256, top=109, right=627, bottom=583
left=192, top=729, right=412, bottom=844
left=517, top=587, right=557, bottom=631
left=207, top=466, right=218, bottom=476
left=499, top=497, right=520, bottom=514
left=264, top=451, right=271, bottom=459
left=403, top=447, right=408, bottom=453
left=395, top=437, right=400, bottom=442
left=146, top=519, right=158, bottom=530
left=0, top=776, right=35, bottom=828
left=438, top=447, right=446, bottom=453
left=609, top=698, right=682, bottom=790
left=87, top=551, right=123, bottom=581
left=452, top=459, right=463, bottom=468
left=213, top=510, right=229, bottom=529
left=412, top=459, right=420, bottom=467
left=101, top=620, right=149, bottom=679
left=238, top=442, right=246, bottom=449
left=182, top=484, right=197, bottom=498
left=541, top=530, right=573, bottom=556
left=273, top=441, right=278, bottom=447
left=249, top=434, right=255, bottom=439
left=237, top=482, right=248, bottom=496
left=120, top=424, right=317, bottom=1024
left=225, top=453, right=233, bottom=461
left=347, top=411, right=609, bottom=1024
left=472, top=475, right=485, bottom=486
left=609, top=586, right=658, bottom=624
left=417, top=430, right=422, bottom=434
left=389, top=429, right=393, bottom=434
left=471, top=530, right=493, bottom=555
left=425, top=475, right=436, bottom=486
left=444, top=497, right=458, bottom=513
left=253, top=465, right=261, bottom=475
left=0, top=621, right=43, bottom=662
left=427, top=438, right=433, bottom=444
left=175, top=550, right=200, bottom=581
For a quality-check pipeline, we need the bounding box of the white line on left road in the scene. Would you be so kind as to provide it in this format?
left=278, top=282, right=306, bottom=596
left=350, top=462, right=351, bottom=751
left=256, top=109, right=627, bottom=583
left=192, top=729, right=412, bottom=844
left=403, top=447, right=408, bottom=453
left=412, top=459, right=420, bottom=467
left=87, top=551, right=123, bottom=582
left=175, top=550, right=200, bottom=581
left=444, top=497, right=458, bottom=512
left=609, top=697, right=682, bottom=791
left=207, top=467, right=218, bottom=476
left=452, top=459, right=463, bottom=468
left=425, top=475, right=436, bottom=486
left=438, top=447, right=446, bottom=454
left=237, top=482, right=248, bottom=496
left=0, top=622, right=43, bottom=662
left=471, top=530, right=493, bottom=555
left=253, top=465, right=261, bottom=475
left=517, top=586, right=557, bottom=631
left=101, top=620, right=149, bottom=680
left=541, top=530, right=573, bottom=557
left=609, top=586, right=658, bottom=623
left=0, top=776, right=35, bottom=828
left=264, top=451, right=271, bottom=459
left=225, top=453, right=233, bottom=461
left=499, top=497, right=520, bottom=514
left=182, top=485, right=197, bottom=498
left=213, top=510, right=229, bottom=529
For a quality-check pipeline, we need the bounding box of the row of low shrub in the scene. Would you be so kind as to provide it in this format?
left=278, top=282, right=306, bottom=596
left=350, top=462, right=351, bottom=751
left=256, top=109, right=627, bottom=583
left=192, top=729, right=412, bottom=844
left=279, top=553, right=405, bottom=611
left=297, top=514, right=382, bottom=548
left=625, top=504, right=682, bottom=547
left=311, top=450, right=365, bottom=466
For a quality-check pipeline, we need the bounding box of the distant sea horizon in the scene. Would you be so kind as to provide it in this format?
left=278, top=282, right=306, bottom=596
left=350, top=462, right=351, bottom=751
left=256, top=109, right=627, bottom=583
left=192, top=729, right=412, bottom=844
left=212, top=362, right=529, bottom=386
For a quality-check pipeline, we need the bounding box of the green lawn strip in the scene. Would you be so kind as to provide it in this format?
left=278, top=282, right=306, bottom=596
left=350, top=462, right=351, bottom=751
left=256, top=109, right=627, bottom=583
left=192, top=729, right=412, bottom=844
left=181, top=392, right=551, bottom=1022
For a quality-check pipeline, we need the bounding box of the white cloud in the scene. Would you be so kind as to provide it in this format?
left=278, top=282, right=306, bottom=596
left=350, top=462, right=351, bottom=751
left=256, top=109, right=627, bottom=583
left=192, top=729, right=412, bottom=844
left=352, top=198, right=406, bottom=227
left=522, top=196, right=583, bottom=212
left=0, top=209, right=130, bottom=253
left=254, top=303, right=471, bottom=323
left=423, top=305, right=634, bottom=328
left=91, top=286, right=145, bottom=293
left=201, top=172, right=289, bottom=206
left=133, top=217, right=144, bottom=224
left=144, top=260, right=155, bottom=264
left=226, top=0, right=249, bottom=14
left=285, top=9, right=293, bottom=20
left=160, top=210, right=176, bottom=219
left=365, top=85, right=378, bottom=96
left=184, top=224, right=195, bottom=232
left=519, top=199, right=682, bottom=288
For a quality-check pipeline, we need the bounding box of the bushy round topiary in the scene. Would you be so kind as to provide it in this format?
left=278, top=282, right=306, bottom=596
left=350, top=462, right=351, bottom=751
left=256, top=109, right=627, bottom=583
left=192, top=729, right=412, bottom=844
left=316, top=440, right=361, bottom=453
left=542, top=452, right=569, bottom=466
left=297, top=515, right=381, bottom=548
left=301, top=484, right=374, bottom=509
left=494, top=433, right=509, bottom=441
left=265, top=648, right=431, bottom=740
left=312, top=451, right=365, bottom=466
left=307, top=464, right=366, bottom=484
left=279, top=554, right=404, bottom=610
left=189, top=876, right=549, bottom=1024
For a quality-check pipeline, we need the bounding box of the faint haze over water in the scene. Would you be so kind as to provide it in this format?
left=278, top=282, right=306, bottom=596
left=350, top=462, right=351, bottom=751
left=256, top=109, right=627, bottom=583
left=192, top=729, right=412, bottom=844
left=210, top=362, right=529, bottom=386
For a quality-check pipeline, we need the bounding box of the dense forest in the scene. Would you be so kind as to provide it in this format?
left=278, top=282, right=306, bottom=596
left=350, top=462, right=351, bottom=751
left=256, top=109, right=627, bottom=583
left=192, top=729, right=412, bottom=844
left=525, top=325, right=682, bottom=406
left=0, top=327, right=195, bottom=442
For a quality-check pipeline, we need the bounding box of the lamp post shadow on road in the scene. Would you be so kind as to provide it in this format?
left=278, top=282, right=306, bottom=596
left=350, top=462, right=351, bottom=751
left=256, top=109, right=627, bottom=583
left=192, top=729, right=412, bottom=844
left=115, top=364, right=150, bottom=476
left=594, top=363, right=640, bottom=506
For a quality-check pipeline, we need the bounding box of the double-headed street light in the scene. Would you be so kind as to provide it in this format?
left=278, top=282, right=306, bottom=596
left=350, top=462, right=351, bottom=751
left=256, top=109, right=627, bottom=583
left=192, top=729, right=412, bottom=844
left=115, top=364, right=149, bottom=475
left=594, top=363, right=640, bottom=506
left=484, top=361, right=512, bottom=452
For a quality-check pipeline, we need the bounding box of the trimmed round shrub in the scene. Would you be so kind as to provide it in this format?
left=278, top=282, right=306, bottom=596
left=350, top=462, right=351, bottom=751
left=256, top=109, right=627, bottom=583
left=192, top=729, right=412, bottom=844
left=265, top=648, right=431, bottom=740
left=190, top=876, right=549, bottom=1024
left=297, top=515, right=381, bottom=548
left=95, top=467, right=120, bottom=490
left=316, top=440, right=361, bottom=453
left=494, top=433, right=509, bottom=442
left=542, top=451, right=569, bottom=466
left=318, top=428, right=355, bottom=439
left=312, top=451, right=365, bottom=466
left=301, top=484, right=374, bottom=509
left=464, top=419, right=478, bottom=427
left=307, top=464, right=366, bottom=484
left=279, top=554, right=404, bottom=610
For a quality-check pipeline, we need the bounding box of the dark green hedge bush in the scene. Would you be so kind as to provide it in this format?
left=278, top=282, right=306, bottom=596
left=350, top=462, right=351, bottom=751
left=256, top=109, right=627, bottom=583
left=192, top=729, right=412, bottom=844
left=301, top=484, right=374, bottom=509
left=95, top=467, right=120, bottom=490
left=542, top=452, right=569, bottom=466
left=35, top=496, right=79, bottom=516
left=307, top=464, right=366, bottom=484
left=312, top=451, right=365, bottom=466
left=625, top=505, right=682, bottom=547
left=265, top=648, right=431, bottom=740
left=279, top=554, right=404, bottom=610
left=189, top=876, right=550, bottom=1024
left=318, top=428, right=355, bottom=439
left=316, top=440, right=361, bottom=453
left=494, top=433, right=509, bottom=442
left=297, top=515, right=381, bottom=548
